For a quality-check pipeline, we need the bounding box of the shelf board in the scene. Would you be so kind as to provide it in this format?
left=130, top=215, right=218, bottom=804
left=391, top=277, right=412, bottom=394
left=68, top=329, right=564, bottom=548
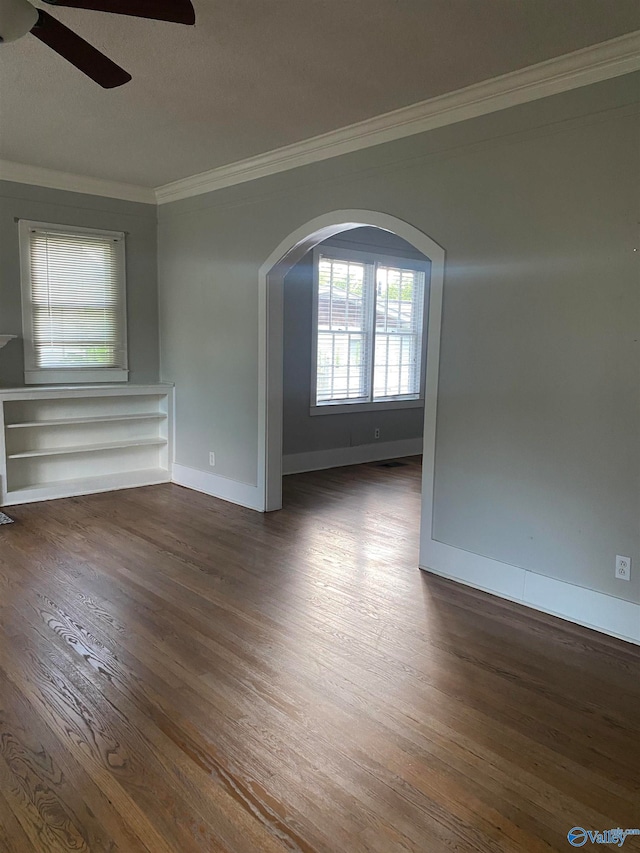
left=0, top=384, right=173, bottom=400
left=7, top=438, right=167, bottom=460
left=2, top=468, right=170, bottom=506
left=6, top=413, right=167, bottom=429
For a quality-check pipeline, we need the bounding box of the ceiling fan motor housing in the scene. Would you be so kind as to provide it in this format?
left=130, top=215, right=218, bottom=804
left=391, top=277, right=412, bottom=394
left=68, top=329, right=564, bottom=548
left=0, top=0, right=38, bottom=43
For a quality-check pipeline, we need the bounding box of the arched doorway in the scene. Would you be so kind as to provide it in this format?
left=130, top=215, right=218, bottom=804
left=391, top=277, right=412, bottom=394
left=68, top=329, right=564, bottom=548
left=258, top=211, right=445, bottom=537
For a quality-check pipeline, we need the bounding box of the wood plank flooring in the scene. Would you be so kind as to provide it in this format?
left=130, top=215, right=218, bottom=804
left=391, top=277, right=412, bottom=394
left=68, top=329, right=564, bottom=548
left=0, top=457, right=638, bottom=852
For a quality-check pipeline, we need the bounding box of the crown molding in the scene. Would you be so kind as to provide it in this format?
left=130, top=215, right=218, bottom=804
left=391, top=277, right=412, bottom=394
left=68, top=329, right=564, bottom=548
left=0, top=160, right=155, bottom=204
left=2, top=31, right=638, bottom=206
left=155, top=30, right=640, bottom=204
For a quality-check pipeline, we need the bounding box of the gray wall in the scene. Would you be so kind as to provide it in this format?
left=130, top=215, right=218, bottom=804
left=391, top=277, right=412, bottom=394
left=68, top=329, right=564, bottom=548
left=158, top=73, right=640, bottom=603
left=283, top=227, right=427, bottom=456
left=0, top=181, right=159, bottom=387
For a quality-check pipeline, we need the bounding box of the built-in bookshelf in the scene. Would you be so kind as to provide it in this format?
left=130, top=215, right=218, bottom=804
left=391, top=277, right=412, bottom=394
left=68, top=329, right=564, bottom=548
left=0, top=384, right=173, bottom=506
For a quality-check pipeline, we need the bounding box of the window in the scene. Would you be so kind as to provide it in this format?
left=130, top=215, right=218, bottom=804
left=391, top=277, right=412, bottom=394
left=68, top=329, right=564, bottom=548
left=19, top=221, right=128, bottom=385
left=312, top=245, right=428, bottom=412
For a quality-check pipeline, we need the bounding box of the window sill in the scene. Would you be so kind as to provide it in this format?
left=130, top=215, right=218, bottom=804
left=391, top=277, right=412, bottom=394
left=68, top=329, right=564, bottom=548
left=310, top=398, right=423, bottom=416
left=25, top=368, right=129, bottom=385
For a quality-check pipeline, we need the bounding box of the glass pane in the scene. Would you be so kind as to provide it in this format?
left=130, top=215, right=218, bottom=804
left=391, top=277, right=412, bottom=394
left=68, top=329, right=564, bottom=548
left=373, top=263, right=424, bottom=399
left=376, top=265, right=418, bottom=333
left=316, top=255, right=369, bottom=403
left=373, top=333, right=420, bottom=399
left=318, top=257, right=366, bottom=332
left=316, top=332, right=366, bottom=402
left=28, top=229, right=124, bottom=370
left=38, top=345, right=117, bottom=368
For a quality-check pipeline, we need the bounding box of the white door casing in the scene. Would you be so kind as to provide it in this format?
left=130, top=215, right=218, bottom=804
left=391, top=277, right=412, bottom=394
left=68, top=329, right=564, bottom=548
left=257, top=211, right=445, bottom=555
left=257, top=210, right=640, bottom=645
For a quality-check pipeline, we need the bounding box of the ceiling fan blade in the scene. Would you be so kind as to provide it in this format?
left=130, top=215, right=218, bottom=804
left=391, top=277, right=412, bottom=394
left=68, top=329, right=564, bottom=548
left=42, top=0, right=195, bottom=25
left=31, top=10, right=131, bottom=88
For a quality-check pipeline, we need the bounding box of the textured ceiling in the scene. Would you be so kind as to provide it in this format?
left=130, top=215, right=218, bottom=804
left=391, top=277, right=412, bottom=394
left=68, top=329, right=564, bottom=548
left=1, top=0, right=639, bottom=187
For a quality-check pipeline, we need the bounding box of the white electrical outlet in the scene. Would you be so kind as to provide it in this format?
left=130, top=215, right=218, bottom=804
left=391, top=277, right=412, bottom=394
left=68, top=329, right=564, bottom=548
left=374, top=428, right=380, bottom=440
left=615, top=555, right=631, bottom=581
left=209, top=452, right=216, bottom=467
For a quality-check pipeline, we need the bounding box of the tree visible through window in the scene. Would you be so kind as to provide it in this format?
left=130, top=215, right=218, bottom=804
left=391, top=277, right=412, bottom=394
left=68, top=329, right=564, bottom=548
left=314, top=248, right=427, bottom=407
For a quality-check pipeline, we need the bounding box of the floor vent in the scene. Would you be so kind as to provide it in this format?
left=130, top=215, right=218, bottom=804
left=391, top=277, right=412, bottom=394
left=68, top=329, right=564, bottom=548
left=0, top=512, right=14, bottom=525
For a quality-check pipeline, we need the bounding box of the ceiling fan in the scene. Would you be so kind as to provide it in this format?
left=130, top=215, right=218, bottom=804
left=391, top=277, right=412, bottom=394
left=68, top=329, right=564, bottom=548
left=0, top=0, right=195, bottom=87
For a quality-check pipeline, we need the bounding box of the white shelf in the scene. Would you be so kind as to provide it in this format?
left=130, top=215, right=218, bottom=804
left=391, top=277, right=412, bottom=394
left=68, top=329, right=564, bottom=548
left=8, top=437, right=167, bottom=460
left=6, top=412, right=167, bottom=429
left=0, top=383, right=173, bottom=400
left=2, top=468, right=170, bottom=506
left=1, top=383, right=173, bottom=506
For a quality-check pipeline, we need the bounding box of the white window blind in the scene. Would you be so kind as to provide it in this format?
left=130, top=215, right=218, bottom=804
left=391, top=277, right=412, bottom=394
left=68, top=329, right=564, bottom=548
left=373, top=264, right=425, bottom=400
left=316, top=256, right=373, bottom=403
left=313, top=248, right=427, bottom=408
left=19, top=221, right=128, bottom=384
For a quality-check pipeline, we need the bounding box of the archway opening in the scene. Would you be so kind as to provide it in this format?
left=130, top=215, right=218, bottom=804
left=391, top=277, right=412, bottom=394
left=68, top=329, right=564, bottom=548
left=258, top=210, right=445, bottom=567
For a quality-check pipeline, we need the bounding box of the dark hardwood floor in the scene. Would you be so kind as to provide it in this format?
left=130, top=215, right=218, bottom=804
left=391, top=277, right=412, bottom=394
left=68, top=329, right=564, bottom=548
left=0, top=457, right=638, bottom=852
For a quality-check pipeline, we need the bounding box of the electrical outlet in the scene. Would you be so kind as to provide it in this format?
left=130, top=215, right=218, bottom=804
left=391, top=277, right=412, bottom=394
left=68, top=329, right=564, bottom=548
left=374, top=428, right=380, bottom=440
left=209, top=452, right=216, bottom=467
left=615, top=555, right=631, bottom=581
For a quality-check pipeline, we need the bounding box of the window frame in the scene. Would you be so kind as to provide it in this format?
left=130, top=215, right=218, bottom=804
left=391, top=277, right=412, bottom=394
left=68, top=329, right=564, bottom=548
left=310, top=244, right=429, bottom=416
left=18, top=220, right=129, bottom=385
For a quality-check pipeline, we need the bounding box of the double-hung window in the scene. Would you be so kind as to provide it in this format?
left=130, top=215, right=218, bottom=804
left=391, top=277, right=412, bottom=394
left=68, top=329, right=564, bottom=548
left=312, top=246, right=428, bottom=412
left=19, top=220, right=128, bottom=385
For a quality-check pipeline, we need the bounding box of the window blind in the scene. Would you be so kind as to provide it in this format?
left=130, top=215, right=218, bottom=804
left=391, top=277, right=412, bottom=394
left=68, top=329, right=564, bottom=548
left=373, top=264, right=425, bottom=400
left=23, top=225, right=126, bottom=373
left=315, top=249, right=427, bottom=407
left=316, top=256, right=373, bottom=403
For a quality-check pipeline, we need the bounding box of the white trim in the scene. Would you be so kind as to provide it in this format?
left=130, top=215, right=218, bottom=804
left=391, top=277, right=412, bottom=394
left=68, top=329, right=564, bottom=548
left=171, top=463, right=263, bottom=511
left=24, top=368, right=129, bottom=385
left=313, top=244, right=429, bottom=272
left=2, top=469, right=171, bottom=507
left=260, top=209, right=640, bottom=647
left=310, top=245, right=428, bottom=410
left=310, top=247, right=321, bottom=409
left=283, top=438, right=423, bottom=475
left=0, top=383, right=173, bottom=507
left=259, top=210, right=446, bottom=515
left=310, top=398, right=422, bottom=416
left=2, top=33, right=638, bottom=205
left=0, top=398, right=7, bottom=506
left=420, top=541, right=640, bottom=646
left=155, top=32, right=640, bottom=203
left=0, top=383, right=174, bottom=400
left=18, top=219, right=128, bottom=385
left=0, top=160, right=156, bottom=204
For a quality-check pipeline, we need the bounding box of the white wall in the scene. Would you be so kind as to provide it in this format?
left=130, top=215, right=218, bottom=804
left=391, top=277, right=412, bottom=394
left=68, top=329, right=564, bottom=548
left=158, top=73, right=640, bottom=606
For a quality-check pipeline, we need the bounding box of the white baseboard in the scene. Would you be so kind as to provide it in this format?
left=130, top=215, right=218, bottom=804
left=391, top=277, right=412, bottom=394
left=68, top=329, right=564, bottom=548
left=174, top=457, right=640, bottom=646
left=283, top=438, right=423, bottom=475
left=171, top=463, right=264, bottom=511
left=420, top=538, right=640, bottom=646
